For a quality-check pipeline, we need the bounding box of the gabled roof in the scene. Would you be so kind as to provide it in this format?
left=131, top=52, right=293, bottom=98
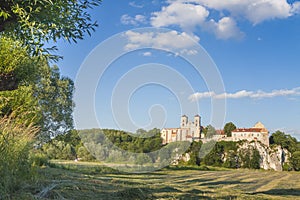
left=232, top=128, right=263, bottom=133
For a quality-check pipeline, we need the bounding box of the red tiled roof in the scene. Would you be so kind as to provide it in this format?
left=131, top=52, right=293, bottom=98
left=232, top=128, right=263, bottom=132
left=216, top=129, right=225, bottom=135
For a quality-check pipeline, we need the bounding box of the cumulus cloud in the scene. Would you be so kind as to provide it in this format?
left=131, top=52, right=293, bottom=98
left=208, top=17, right=244, bottom=40
left=124, top=30, right=200, bottom=55
left=182, top=0, right=300, bottom=24
left=151, top=2, right=209, bottom=31
left=292, top=2, right=300, bottom=14
left=120, top=14, right=146, bottom=26
left=148, top=0, right=300, bottom=39
left=189, top=87, right=300, bottom=101
left=150, top=1, right=244, bottom=39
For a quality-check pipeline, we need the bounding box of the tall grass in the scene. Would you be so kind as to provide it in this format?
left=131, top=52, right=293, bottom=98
left=0, top=117, right=38, bottom=198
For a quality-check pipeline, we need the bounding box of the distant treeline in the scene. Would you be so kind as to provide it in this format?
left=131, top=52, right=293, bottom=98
left=41, top=128, right=164, bottom=164
left=40, top=129, right=300, bottom=171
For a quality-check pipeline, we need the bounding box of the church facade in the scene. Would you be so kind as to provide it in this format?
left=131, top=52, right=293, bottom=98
left=161, top=115, right=270, bottom=146
left=161, top=115, right=202, bottom=144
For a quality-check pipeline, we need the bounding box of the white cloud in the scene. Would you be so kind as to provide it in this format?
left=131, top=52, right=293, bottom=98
left=215, top=90, right=254, bottom=99
left=149, top=0, right=300, bottom=39
left=292, top=2, right=300, bottom=14
left=142, top=52, right=152, bottom=56
left=189, top=0, right=299, bottom=24
left=124, top=30, right=200, bottom=55
left=120, top=14, right=146, bottom=26
left=129, top=1, right=144, bottom=8
left=208, top=17, right=244, bottom=40
left=189, top=91, right=215, bottom=101
left=189, top=87, right=300, bottom=101
left=151, top=2, right=209, bottom=31
left=150, top=2, right=244, bottom=39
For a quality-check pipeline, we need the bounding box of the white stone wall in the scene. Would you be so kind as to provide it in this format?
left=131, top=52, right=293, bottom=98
left=231, top=131, right=269, bottom=146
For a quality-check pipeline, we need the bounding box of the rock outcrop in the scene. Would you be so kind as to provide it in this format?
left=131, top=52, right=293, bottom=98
left=238, top=141, right=290, bottom=171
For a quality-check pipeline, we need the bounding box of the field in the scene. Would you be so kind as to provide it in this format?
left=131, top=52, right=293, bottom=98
left=15, top=161, right=300, bottom=200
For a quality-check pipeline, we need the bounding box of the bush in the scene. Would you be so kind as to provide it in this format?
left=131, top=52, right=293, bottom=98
left=239, top=146, right=261, bottom=169
left=0, top=117, right=38, bottom=197
left=30, top=151, right=49, bottom=167
left=282, top=163, right=293, bottom=171
left=291, top=151, right=300, bottom=171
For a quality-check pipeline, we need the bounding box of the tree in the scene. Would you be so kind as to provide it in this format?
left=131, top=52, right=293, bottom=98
left=250, top=148, right=261, bottom=169
left=0, top=36, right=40, bottom=91
left=291, top=151, right=300, bottom=171
left=135, top=153, right=152, bottom=165
left=186, top=141, right=202, bottom=165
left=224, top=122, right=236, bottom=137
left=270, top=131, right=298, bottom=153
left=239, top=146, right=261, bottom=169
left=1, top=38, right=74, bottom=139
left=0, top=37, right=41, bottom=124
left=35, top=65, right=74, bottom=140
left=0, top=0, right=101, bottom=59
left=206, top=125, right=216, bottom=138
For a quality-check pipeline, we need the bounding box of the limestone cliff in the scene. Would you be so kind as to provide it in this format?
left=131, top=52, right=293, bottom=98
left=178, top=141, right=291, bottom=171
left=238, top=141, right=290, bottom=171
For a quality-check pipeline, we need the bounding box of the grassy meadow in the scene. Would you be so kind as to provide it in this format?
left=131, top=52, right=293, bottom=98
left=10, top=160, right=300, bottom=200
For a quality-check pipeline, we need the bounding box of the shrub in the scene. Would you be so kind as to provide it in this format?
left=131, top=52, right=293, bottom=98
left=0, top=117, right=38, bottom=197
left=30, top=151, right=49, bottom=167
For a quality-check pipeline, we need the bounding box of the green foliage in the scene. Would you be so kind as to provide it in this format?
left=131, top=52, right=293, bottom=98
left=0, top=37, right=41, bottom=128
left=80, top=128, right=163, bottom=154
left=135, top=154, right=152, bottom=165
left=42, top=128, right=166, bottom=165
left=0, top=86, right=40, bottom=125
left=0, top=36, right=40, bottom=91
left=205, top=125, right=216, bottom=138
left=30, top=151, right=48, bottom=167
left=270, top=131, right=298, bottom=153
left=238, top=146, right=261, bottom=169
left=203, top=151, right=223, bottom=166
left=35, top=65, right=74, bottom=139
left=0, top=117, right=38, bottom=197
left=224, top=122, right=236, bottom=137
left=223, top=151, right=239, bottom=168
left=0, top=0, right=101, bottom=59
left=291, top=151, right=300, bottom=171
left=42, top=138, right=77, bottom=160
left=186, top=141, right=202, bottom=165
left=250, top=148, right=261, bottom=169
left=202, top=141, right=242, bottom=168
left=77, top=146, right=95, bottom=161
left=0, top=38, right=74, bottom=139
left=282, top=162, right=293, bottom=171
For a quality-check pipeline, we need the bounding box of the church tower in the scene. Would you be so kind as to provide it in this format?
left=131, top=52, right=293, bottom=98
left=181, top=115, right=188, bottom=128
left=194, top=114, right=201, bottom=128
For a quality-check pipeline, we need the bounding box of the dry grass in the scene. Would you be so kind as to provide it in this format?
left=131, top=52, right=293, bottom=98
left=10, top=161, right=300, bottom=199
left=0, top=117, right=39, bottom=198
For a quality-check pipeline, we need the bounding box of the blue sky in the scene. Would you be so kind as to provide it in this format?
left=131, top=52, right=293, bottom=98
left=55, top=0, right=300, bottom=139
